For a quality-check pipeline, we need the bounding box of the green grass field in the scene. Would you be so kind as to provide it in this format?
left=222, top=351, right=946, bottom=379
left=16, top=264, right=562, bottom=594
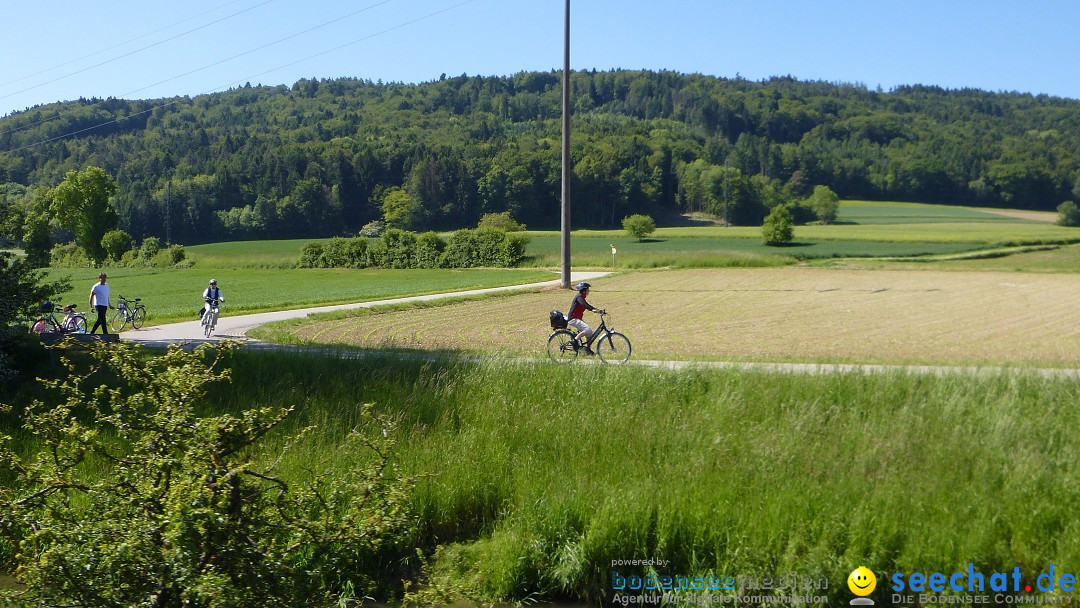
left=5, top=350, right=1077, bottom=605
left=185, top=238, right=324, bottom=268
left=142, top=351, right=1080, bottom=604
left=178, top=201, right=1080, bottom=272
left=42, top=267, right=554, bottom=326
left=836, top=200, right=1043, bottom=224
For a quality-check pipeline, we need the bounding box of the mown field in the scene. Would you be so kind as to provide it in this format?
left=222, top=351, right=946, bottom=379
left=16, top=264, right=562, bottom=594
left=252, top=266, right=1080, bottom=367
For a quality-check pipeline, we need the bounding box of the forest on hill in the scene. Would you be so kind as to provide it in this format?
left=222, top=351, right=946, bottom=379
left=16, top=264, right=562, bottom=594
left=1, top=70, right=1079, bottom=243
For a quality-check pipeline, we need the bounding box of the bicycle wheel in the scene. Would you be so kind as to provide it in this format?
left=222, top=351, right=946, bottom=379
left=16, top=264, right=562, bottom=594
left=546, top=329, right=579, bottom=363
left=132, top=306, right=147, bottom=329
left=31, top=318, right=50, bottom=334
left=66, top=315, right=87, bottom=334
left=204, top=311, right=215, bottom=337
left=595, top=331, right=632, bottom=365
left=110, top=309, right=128, bottom=332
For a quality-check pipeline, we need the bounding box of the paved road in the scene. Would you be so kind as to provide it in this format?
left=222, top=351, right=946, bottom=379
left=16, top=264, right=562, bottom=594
left=122, top=271, right=611, bottom=347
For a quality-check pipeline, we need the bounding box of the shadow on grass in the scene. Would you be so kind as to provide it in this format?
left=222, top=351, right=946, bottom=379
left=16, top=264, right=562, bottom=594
left=765, top=242, right=815, bottom=248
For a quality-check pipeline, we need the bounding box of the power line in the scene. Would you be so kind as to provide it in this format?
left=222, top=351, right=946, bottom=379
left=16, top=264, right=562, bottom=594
left=1, top=0, right=399, bottom=138
left=0, top=0, right=255, bottom=90
left=0, top=0, right=278, bottom=103
left=1, top=0, right=481, bottom=154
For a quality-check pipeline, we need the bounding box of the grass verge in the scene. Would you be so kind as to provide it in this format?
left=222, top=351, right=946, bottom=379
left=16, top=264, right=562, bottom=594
left=223, top=350, right=1080, bottom=605
left=4, top=347, right=1078, bottom=605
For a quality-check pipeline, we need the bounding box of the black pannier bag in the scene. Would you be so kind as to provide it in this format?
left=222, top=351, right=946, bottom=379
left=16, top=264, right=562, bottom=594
left=549, top=310, right=568, bottom=329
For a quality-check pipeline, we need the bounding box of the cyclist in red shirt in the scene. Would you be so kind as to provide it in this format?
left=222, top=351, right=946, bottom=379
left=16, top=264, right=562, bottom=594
left=567, top=282, right=606, bottom=355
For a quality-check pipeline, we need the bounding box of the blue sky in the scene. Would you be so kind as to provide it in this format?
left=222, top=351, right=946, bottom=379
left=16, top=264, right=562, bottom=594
left=2, top=0, right=1078, bottom=118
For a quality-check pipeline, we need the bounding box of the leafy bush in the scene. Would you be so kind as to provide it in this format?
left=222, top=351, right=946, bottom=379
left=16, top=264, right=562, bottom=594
left=381, top=229, right=419, bottom=269
left=298, top=241, right=326, bottom=268
left=118, top=249, right=139, bottom=266
left=100, top=229, right=134, bottom=262
left=165, top=243, right=186, bottom=266
left=442, top=227, right=528, bottom=268
left=0, top=341, right=413, bottom=607
left=48, top=241, right=90, bottom=267
left=1056, top=201, right=1080, bottom=227
left=762, top=205, right=795, bottom=245
left=139, top=236, right=161, bottom=261
left=415, top=231, right=447, bottom=268
left=295, top=229, right=522, bottom=269
left=477, top=212, right=526, bottom=232
left=621, top=214, right=656, bottom=241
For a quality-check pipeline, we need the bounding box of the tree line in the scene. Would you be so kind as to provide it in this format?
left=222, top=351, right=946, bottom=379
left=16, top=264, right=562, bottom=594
left=1, top=70, right=1079, bottom=246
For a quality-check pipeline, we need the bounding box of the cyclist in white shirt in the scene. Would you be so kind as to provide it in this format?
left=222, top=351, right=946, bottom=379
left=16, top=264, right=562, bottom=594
left=201, top=279, right=224, bottom=319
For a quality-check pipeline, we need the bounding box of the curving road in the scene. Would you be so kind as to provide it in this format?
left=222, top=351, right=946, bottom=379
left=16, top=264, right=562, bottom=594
left=121, top=271, right=611, bottom=348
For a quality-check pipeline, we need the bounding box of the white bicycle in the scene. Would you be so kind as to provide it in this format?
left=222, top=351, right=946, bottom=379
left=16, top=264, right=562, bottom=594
left=201, top=299, right=221, bottom=338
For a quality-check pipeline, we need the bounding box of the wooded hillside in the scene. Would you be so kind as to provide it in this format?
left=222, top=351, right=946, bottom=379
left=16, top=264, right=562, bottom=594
left=1, top=70, right=1078, bottom=242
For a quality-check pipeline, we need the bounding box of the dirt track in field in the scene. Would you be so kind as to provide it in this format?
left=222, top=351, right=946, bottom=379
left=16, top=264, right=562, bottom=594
left=977, top=208, right=1057, bottom=222
left=286, top=268, right=1080, bottom=366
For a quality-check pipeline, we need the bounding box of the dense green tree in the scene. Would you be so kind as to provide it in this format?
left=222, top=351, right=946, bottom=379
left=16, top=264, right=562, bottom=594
left=762, top=204, right=795, bottom=245
left=808, top=184, right=840, bottom=223
left=0, top=252, right=68, bottom=380
left=18, top=189, right=54, bottom=267
left=49, top=166, right=118, bottom=263
left=381, top=187, right=420, bottom=230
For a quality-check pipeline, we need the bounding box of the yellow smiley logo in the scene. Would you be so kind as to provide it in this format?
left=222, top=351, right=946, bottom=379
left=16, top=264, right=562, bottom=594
left=848, top=566, right=877, bottom=596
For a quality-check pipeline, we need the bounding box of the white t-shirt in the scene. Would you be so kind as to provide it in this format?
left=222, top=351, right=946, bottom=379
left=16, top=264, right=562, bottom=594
left=203, top=286, right=224, bottom=303
left=90, top=283, right=110, bottom=307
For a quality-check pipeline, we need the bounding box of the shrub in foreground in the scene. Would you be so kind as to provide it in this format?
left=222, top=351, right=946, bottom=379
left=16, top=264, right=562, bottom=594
left=0, top=341, right=413, bottom=608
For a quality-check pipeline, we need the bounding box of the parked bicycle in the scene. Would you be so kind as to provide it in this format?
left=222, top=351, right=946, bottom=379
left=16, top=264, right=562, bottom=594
left=547, top=311, right=632, bottom=364
left=201, top=298, right=221, bottom=337
left=31, top=301, right=87, bottom=335
left=110, top=295, right=147, bottom=332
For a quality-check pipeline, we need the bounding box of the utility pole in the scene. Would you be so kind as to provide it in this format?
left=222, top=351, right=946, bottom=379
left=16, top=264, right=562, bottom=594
left=560, top=0, right=571, bottom=288
left=166, top=178, right=172, bottom=244
left=723, top=157, right=730, bottom=227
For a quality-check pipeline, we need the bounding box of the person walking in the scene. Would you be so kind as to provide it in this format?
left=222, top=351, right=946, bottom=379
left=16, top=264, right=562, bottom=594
left=89, top=272, right=112, bottom=335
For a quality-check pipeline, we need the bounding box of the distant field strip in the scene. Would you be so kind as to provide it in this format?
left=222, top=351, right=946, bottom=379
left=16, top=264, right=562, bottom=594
left=277, top=268, right=1080, bottom=366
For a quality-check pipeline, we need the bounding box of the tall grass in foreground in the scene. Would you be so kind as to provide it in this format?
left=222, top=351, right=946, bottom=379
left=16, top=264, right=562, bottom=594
left=202, top=349, right=1080, bottom=605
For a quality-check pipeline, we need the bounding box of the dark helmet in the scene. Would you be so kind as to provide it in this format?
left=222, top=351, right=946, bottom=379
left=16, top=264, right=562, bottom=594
left=574, top=282, right=591, bottom=292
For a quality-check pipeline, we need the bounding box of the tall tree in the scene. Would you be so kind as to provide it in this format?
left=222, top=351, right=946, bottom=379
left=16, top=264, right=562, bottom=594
left=49, top=166, right=118, bottom=264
